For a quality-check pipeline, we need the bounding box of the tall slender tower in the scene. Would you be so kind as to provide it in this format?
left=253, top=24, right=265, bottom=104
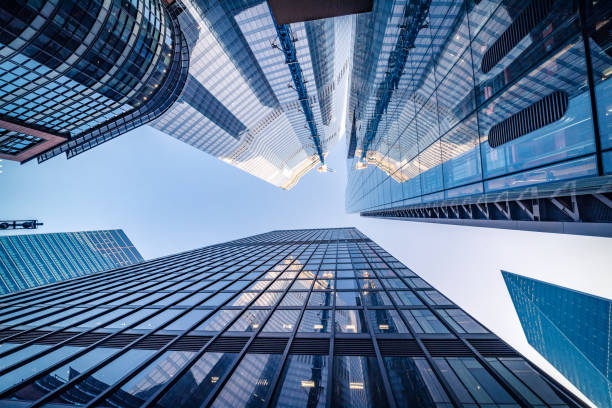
left=345, top=0, right=612, bottom=236
left=0, top=229, right=143, bottom=294
left=0, top=228, right=588, bottom=407
left=503, top=271, right=612, bottom=408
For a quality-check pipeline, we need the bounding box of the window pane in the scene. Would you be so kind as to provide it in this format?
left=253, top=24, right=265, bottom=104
left=279, top=291, right=308, bottom=307
left=228, top=309, right=269, bottom=332
left=420, top=290, right=453, bottom=306
left=263, top=310, right=300, bottom=332
left=335, top=291, right=361, bottom=306
left=369, top=309, right=409, bottom=334
left=211, top=354, right=282, bottom=408
left=271, top=355, right=328, bottom=408
left=57, top=349, right=157, bottom=404
left=335, top=309, right=368, bottom=333
left=299, top=309, right=331, bottom=333
left=195, top=310, right=240, bottom=332
left=389, top=291, right=423, bottom=306
left=361, top=291, right=392, bottom=306
left=106, top=350, right=195, bottom=404
left=438, top=309, right=487, bottom=334
left=332, top=356, right=388, bottom=407
left=383, top=356, right=452, bottom=407
left=402, top=310, right=449, bottom=334
left=8, top=347, right=118, bottom=401
left=254, top=291, right=283, bottom=307
left=308, top=292, right=333, bottom=307
left=159, top=353, right=237, bottom=407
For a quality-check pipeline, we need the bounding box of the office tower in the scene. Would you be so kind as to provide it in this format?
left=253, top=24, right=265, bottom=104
left=503, top=271, right=612, bottom=408
left=345, top=0, right=612, bottom=236
left=0, top=229, right=143, bottom=294
left=0, top=0, right=189, bottom=163
left=0, top=228, right=587, bottom=407
left=151, top=1, right=353, bottom=189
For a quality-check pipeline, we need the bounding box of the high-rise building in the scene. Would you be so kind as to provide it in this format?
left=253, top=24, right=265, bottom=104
left=1, top=0, right=355, bottom=189
left=503, top=271, right=612, bottom=408
left=345, top=0, right=612, bottom=236
left=0, top=229, right=143, bottom=294
left=0, top=228, right=588, bottom=407
left=0, top=0, right=189, bottom=163
left=151, top=0, right=353, bottom=189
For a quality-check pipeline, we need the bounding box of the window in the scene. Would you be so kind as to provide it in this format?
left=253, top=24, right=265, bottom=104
left=158, top=353, right=237, bottom=407
left=383, top=357, right=451, bottom=407
left=434, top=357, right=517, bottom=406
left=389, top=291, right=423, bottom=306
left=228, top=309, right=269, bottom=332
left=420, top=290, right=453, bottom=306
left=336, top=291, right=361, bottom=306
left=195, top=310, right=239, bottom=332
left=271, top=355, right=328, bottom=408
left=308, top=291, right=333, bottom=307
left=438, top=309, right=487, bottom=334
left=402, top=310, right=449, bottom=334
left=332, top=356, right=388, bottom=407
left=299, top=310, right=331, bottom=333
left=369, top=309, right=409, bottom=334
left=262, top=309, right=300, bottom=332
left=212, top=354, right=282, bottom=408
left=335, top=309, right=368, bottom=333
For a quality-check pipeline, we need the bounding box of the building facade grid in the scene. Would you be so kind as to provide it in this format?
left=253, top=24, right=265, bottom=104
left=0, top=228, right=587, bottom=407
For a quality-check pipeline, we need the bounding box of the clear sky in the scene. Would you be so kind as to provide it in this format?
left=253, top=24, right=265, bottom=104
left=1, top=125, right=611, bottom=406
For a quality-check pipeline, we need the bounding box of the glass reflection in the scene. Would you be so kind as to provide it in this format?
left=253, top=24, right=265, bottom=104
left=384, top=357, right=452, bottom=407
left=335, top=309, right=367, bottom=334
left=368, top=310, right=409, bottom=334
left=332, top=356, right=388, bottom=407
left=211, top=354, right=282, bottom=408
left=271, top=355, right=328, bottom=408
left=263, top=310, right=300, bottom=332
left=299, top=310, right=331, bottom=333
left=159, top=353, right=237, bottom=408
left=228, top=309, right=269, bottom=332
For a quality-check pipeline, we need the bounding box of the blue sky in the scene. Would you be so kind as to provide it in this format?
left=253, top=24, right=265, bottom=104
left=1, top=125, right=611, bottom=406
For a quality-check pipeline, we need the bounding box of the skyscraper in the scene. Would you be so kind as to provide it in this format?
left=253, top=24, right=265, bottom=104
left=0, top=228, right=587, bottom=407
left=345, top=0, right=612, bottom=236
left=503, top=271, right=612, bottom=408
left=0, top=229, right=143, bottom=294
left=151, top=0, right=353, bottom=189
left=0, top=0, right=189, bottom=163
left=1, top=0, right=355, bottom=189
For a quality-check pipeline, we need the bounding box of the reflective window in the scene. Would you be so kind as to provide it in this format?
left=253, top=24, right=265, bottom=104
left=420, top=290, right=454, bottom=306
left=196, top=310, right=240, bottom=332
left=271, top=355, right=328, bottom=408
left=335, top=291, right=361, bottom=307
left=299, top=309, right=331, bottom=333
left=361, top=291, right=392, bottom=306
left=383, top=356, right=452, bottom=407
left=9, top=347, right=118, bottom=401
left=402, top=310, right=449, bottom=334
left=254, top=291, right=283, bottom=307
left=263, top=310, right=300, bottom=332
left=308, top=291, right=333, bottom=307
left=135, top=309, right=182, bottom=330
left=438, top=309, right=487, bottom=334
left=57, top=349, right=156, bottom=404
left=166, top=309, right=212, bottom=331
left=332, top=356, right=388, bottom=407
left=106, top=350, right=195, bottom=405
left=228, top=309, right=269, bottom=332
left=435, top=357, right=516, bottom=406
left=212, top=354, right=282, bottom=408
left=159, top=353, right=237, bottom=407
left=279, top=291, right=307, bottom=307
left=369, top=309, right=409, bottom=334
left=389, top=291, right=423, bottom=306
left=335, top=309, right=368, bottom=333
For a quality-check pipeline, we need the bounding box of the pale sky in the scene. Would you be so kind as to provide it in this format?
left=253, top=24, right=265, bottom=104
left=1, top=125, right=611, bottom=406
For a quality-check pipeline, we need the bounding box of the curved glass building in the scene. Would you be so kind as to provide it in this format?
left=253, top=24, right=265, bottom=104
left=346, top=0, right=612, bottom=236
left=0, top=0, right=188, bottom=163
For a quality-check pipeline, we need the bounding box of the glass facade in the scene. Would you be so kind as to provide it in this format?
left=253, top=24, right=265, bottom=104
left=503, top=271, right=612, bottom=408
left=0, top=0, right=186, bottom=162
left=0, top=229, right=143, bottom=294
left=0, top=228, right=585, bottom=407
left=152, top=0, right=353, bottom=189
left=345, top=0, right=612, bottom=235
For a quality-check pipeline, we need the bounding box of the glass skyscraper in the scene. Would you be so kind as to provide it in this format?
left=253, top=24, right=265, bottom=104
left=0, top=0, right=189, bottom=163
left=0, top=228, right=587, bottom=407
left=345, top=0, right=612, bottom=236
left=503, top=271, right=612, bottom=408
left=152, top=0, right=353, bottom=189
left=0, top=229, right=143, bottom=294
